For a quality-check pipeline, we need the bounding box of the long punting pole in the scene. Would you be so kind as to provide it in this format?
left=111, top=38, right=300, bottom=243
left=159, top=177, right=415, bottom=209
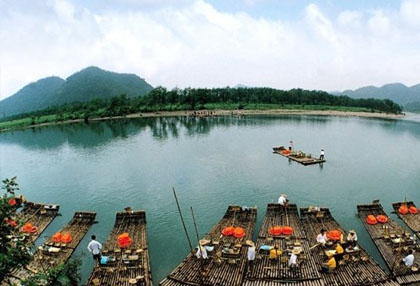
left=173, top=187, right=193, bottom=253
left=190, top=206, right=200, bottom=243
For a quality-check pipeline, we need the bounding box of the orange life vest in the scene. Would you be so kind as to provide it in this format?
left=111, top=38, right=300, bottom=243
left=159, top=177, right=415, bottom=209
left=377, top=215, right=388, bottom=223
left=61, top=232, right=73, bottom=243
left=118, top=233, right=132, bottom=248
left=327, top=230, right=342, bottom=241
left=409, top=206, right=419, bottom=214
left=222, top=226, right=235, bottom=236
left=399, top=205, right=409, bottom=215
left=22, top=223, right=38, bottom=234
left=52, top=232, right=62, bottom=243
left=233, top=227, right=246, bottom=238
left=269, top=226, right=282, bottom=236
left=282, top=226, right=293, bottom=235
left=366, top=215, right=378, bottom=225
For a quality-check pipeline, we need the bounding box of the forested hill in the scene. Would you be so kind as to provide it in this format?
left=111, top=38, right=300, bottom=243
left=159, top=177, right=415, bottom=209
left=335, top=83, right=420, bottom=112
left=0, top=66, right=153, bottom=117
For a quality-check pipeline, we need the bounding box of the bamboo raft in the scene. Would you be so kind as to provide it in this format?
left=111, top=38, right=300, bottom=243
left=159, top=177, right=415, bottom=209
left=12, top=212, right=96, bottom=280
left=357, top=202, right=420, bottom=285
left=19, top=202, right=60, bottom=243
left=243, top=203, right=323, bottom=286
left=160, top=205, right=257, bottom=286
left=86, top=210, right=152, bottom=286
left=300, top=207, right=398, bottom=286
left=392, top=202, right=420, bottom=240
left=272, top=147, right=325, bottom=166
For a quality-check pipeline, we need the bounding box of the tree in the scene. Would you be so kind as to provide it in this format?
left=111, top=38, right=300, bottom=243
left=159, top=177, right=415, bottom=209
left=0, top=177, right=32, bottom=282
left=1, top=177, right=82, bottom=286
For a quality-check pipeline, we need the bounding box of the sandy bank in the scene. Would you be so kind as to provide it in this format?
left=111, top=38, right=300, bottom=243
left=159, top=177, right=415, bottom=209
left=1, top=109, right=404, bottom=133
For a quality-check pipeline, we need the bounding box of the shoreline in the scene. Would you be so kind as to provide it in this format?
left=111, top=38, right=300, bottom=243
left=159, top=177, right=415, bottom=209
left=0, top=109, right=405, bottom=133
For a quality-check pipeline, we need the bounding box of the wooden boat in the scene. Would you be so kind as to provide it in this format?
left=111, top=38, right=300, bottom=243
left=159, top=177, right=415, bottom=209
left=300, top=207, right=398, bottom=286
left=19, top=202, right=60, bottom=243
left=160, top=205, right=257, bottom=286
left=243, top=203, right=323, bottom=286
left=273, top=147, right=325, bottom=166
left=12, top=212, right=96, bottom=280
left=392, top=202, right=420, bottom=240
left=357, top=202, right=420, bottom=285
left=86, top=210, right=152, bottom=286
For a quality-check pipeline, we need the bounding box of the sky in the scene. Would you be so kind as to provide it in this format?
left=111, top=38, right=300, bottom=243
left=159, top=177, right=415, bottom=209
left=1, top=0, right=420, bottom=100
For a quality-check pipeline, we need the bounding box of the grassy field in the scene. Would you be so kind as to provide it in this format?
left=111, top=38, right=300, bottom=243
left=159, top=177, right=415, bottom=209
left=0, top=104, right=386, bottom=132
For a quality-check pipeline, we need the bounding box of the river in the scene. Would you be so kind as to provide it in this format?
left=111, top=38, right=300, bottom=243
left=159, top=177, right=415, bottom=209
left=1, top=114, right=420, bottom=285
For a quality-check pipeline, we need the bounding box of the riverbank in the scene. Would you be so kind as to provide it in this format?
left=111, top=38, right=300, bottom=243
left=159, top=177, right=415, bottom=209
left=0, top=108, right=404, bottom=133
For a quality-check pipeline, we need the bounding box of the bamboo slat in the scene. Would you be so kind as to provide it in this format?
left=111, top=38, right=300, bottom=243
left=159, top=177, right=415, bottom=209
left=19, top=202, right=60, bottom=243
left=243, top=203, right=323, bottom=286
left=357, top=202, right=420, bottom=285
left=160, top=205, right=257, bottom=286
left=12, top=211, right=96, bottom=281
left=86, top=210, right=152, bottom=286
left=392, top=202, right=420, bottom=239
left=301, top=207, right=399, bottom=286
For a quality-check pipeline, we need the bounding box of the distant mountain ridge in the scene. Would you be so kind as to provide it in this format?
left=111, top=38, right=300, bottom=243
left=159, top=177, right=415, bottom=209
left=0, top=66, right=153, bottom=117
left=335, top=83, right=420, bottom=111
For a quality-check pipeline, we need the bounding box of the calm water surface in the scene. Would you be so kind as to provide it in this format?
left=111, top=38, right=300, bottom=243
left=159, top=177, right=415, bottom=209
left=1, top=114, right=420, bottom=285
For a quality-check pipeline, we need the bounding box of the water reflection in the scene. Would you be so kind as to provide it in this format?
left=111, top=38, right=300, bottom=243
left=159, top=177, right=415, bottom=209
left=2, top=114, right=420, bottom=151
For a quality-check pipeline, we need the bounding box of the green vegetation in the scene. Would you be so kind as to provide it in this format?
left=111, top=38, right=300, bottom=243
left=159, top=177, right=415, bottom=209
left=1, top=177, right=81, bottom=285
left=405, top=101, right=420, bottom=112
left=0, top=66, right=153, bottom=117
left=337, top=82, right=420, bottom=107
left=0, top=87, right=403, bottom=131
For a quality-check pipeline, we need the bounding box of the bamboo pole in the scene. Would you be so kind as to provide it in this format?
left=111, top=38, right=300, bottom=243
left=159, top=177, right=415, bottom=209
left=173, top=187, right=193, bottom=253
left=190, top=206, right=200, bottom=243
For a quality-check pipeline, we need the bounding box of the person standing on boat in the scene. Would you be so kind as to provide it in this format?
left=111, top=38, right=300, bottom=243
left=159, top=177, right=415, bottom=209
left=316, top=229, right=328, bottom=247
left=288, top=141, right=293, bottom=151
left=319, top=149, right=325, bottom=160
left=196, top=243, right=208, bottom=260
left=289, top=248, right=300, bottom=270
left=278, top=194, right=288, bottom=207
left=247, top=241, right=256, bottom=271
left=402, top=249, right=415, bottom=267
left=87, top=235, right=102, bottom=263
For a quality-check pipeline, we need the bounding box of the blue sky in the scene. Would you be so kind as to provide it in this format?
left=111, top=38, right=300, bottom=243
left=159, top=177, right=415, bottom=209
left=1, top=0, right=420, bottom=99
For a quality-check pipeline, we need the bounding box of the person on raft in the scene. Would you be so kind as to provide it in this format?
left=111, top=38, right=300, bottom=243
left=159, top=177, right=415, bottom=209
left=247, top=241, right=256, bottom=270
left=321, top=252, right=336, bottom=273
left=195, top=242, right=208, bottom=260
left=278, top=194, right=288, bottom=207
left=402, top=249, right=415, bottom=267
left=317, top=229, right=328, bottom=247
left=347, top=229, right=358, bottom=247
left=319, top=149, right=325, bottom=160
left=334, top=243, right=344, bottom=262
left=87, top=235, right=103, bottom=263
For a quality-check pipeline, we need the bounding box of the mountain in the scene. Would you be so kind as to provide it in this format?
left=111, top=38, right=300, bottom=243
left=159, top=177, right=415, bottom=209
left=336, top=83, right=420, bottom=110
left=0, top=77, right=65, bottom=117
left=0, top=66, right=153, bottom=117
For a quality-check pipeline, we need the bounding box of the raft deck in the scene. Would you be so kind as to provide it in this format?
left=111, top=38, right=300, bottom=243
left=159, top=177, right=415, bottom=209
left=357, top=202, right=420, bottom=285
left=86, top=210, right=152, bottom=286
left=273, top=147, right=325, bottom=166
left=300, top=207, right=398, bottom=286
left=19, top=202, right=60, bottom=242
left=13, top=211, right=96, bottom=280
left=160, top=205, right=257, bottom=286
left=392, top=202, right=420, bottom=240
left=243, top=203, right=323, bottom=286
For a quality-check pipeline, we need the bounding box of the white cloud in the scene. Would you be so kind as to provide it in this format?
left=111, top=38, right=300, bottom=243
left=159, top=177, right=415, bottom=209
left=1, top=0, right=420, bottom=100
left=337, top=10, right=363, bottom=29
left=400, top=0, right=420, bottom=28
left=368, top=10, right=390, bottom=36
